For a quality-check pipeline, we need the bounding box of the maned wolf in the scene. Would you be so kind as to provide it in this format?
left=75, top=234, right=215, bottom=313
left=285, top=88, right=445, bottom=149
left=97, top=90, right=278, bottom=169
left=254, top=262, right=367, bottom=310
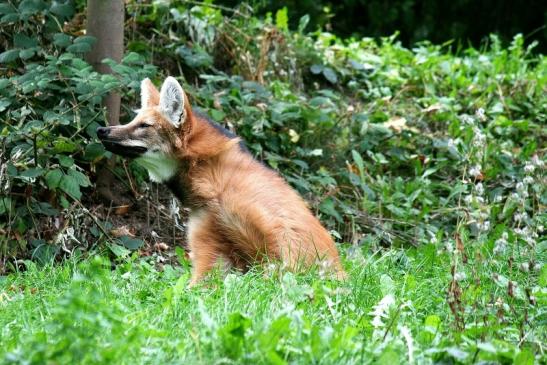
left=97, top=77, right=346, bottom=286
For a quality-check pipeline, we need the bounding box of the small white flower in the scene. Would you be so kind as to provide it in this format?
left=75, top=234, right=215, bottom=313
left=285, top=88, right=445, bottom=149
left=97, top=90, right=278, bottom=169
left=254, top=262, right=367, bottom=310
left=519, top=262, right=530, bottom=272
left=454, top=272, right=466, bottom=281
left=524, top=236, right=536, bottom=246
left=459, top=114, right=474, bottom=124
left=475, top=183, right=484, bottom=196
left=523, top=176, right=534, bottom=185
left=493, top=237, right=507, bottom=255
left=478, top=220, right=490, bottom=232
left=531, top=155, right=544, bottom=168
left=523, top=163, right=535, bottom=173
left=475, top=108, right=487, bottom=121
left=472, top=127, right=486, bottom=147
left=469, top=165, right=482, bottom=178
left=369, top=294, right=396, bottom=331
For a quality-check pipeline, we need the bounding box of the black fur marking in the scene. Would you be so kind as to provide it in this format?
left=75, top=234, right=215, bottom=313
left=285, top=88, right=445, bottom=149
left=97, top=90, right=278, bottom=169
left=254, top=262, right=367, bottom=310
left=193, top=108, right=250, bottom=154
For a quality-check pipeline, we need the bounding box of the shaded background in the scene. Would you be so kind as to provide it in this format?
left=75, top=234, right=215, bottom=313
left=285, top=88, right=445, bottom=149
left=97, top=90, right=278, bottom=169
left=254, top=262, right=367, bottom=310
left=218, top=0, right=547, bottom=52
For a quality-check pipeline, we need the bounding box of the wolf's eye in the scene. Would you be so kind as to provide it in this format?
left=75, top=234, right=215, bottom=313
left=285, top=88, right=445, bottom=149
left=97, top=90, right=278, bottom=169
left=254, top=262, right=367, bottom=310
left=139, top=123, right=151, bottom=129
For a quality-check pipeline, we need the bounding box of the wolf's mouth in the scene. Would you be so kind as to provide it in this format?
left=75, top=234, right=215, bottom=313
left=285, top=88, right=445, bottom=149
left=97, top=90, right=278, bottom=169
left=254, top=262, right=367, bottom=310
left=100, top=140, right=148, bottom=158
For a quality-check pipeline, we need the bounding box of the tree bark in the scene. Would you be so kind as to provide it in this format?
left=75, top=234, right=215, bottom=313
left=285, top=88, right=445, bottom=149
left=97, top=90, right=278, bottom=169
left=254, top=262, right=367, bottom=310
left=86, top=0, right=125, bottom=204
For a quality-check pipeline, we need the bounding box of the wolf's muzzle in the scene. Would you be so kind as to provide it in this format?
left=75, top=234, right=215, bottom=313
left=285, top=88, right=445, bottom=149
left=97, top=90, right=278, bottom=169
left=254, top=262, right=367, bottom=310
left=96, top=127, right=147, bottom=158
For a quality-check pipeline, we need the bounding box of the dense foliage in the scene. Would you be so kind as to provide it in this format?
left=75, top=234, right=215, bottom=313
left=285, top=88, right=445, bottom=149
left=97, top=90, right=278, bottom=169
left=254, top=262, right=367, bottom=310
left=0, top=0, right=545, bottom=363
left=217, top=0, right=547, bottom=53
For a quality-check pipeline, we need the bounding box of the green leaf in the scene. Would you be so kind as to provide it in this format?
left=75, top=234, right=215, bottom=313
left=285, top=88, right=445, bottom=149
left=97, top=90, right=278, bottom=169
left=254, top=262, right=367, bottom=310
left=424, top=315, right=441, bottom=330
left=67, top=169, right=91, bottom=187
left=539, top=265, right=547, bottom=287
left=0, top=78, right=10, bottom=89
left=0, top=49, right=20, bottom=63
left=322, top=67, right=338, bottom=84
left=275, top=7, right=289, bottom=31
left=53, top=138, right=77, bottom=153
left=66, top=43, right=92, bottom=53
left=477, top=342, right=498, bottom=353
left=18, top=0, right=47, bottom=15
left=514, top=348, right=535, bottom=365
left=0, top=99, right=11, bottom=112
left=14, top=34, right=37, bottom=48
left=53, top=33, right=72, bottom=47
left=0, top=4, right=16, bottom=15
left=108, top=243, right=131, bottom=258
left=218, top=312, right=252, bottom=359
left=20, top=168, right=45, bottom=179
left=210, top=109, right=226, bottom=122
left=319, top=197, right=343, bottom=223
left=0, top=197, right=13, bottom=215
left=50, top=1, right=74, bottom=18
left=310, top=64, right=323, bottom=74
left=59, top=174, right=81, bottom=200
left=445, top=347, right=469, bottom=361
left=73, top=35, right=96, bottom=45
left=377, top=348, right=400, bottom=365
left=83, top=142, right=106, bottom=161
left=352, top=149, right=365, bottom=179
left=119, top=236, right=144, bottom=250
left=0, top=13, right=19, bottom=23
left=58, top=155, right=74, bottom=167
left=122, top=52, right=143, bottom=64
left=298, top=14, right=309, bottom=33
left=19, top=48, right=36, bottom=60
left=45, top=169, right=63, bottom=189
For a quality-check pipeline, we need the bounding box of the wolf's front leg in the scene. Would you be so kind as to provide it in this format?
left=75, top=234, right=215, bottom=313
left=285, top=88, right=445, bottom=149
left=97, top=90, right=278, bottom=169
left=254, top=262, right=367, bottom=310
left=187, top=209, right=224, bottom=287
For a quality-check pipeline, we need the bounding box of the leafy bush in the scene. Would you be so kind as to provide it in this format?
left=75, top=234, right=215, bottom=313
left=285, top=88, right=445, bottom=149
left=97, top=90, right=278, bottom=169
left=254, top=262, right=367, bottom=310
left=0, top=1, right=155, bottom=263
left=1, top=0, right=545, bottom=264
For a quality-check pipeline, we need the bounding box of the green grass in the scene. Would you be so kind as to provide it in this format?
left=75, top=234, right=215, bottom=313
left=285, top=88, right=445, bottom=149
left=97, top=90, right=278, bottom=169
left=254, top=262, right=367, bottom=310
left=1, top=244, right=544, bottom=364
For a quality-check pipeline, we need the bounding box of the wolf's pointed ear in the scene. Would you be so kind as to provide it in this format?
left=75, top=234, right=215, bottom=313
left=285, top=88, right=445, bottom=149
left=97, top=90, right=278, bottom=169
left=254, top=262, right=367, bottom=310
left=159, top=76, right=185, bottom=128
left=140, top=78, right=160, bottom=108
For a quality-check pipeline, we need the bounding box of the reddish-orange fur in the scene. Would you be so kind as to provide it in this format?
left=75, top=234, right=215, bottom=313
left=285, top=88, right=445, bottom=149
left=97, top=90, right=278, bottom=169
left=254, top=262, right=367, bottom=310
left=179, top=104, right=345, bottom=285
left=109, top=79, right=346, bottom=286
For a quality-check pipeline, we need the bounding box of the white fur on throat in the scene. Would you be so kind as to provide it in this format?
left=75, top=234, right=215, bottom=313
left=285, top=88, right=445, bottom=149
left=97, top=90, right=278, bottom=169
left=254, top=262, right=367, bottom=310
left=135, top=151, right=179, bottom=183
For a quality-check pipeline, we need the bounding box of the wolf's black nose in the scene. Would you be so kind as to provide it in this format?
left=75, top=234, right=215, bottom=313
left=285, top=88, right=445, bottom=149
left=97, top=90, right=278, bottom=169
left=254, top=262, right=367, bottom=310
left=96, top=127, right=110, bottom=138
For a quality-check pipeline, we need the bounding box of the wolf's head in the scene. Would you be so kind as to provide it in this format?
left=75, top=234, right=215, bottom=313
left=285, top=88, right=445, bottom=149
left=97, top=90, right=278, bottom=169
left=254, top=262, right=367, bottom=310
left=97, top=77, right=188, bottom=182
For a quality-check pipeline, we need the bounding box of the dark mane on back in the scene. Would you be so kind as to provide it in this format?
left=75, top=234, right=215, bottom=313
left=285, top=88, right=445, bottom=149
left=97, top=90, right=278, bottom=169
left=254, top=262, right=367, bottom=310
left=193, top=108, right=249, bottom=153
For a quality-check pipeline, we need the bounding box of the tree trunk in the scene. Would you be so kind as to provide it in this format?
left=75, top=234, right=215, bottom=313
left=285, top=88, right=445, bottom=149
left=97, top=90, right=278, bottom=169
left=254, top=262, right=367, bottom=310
left=86, top=0, right=125, bottom=204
